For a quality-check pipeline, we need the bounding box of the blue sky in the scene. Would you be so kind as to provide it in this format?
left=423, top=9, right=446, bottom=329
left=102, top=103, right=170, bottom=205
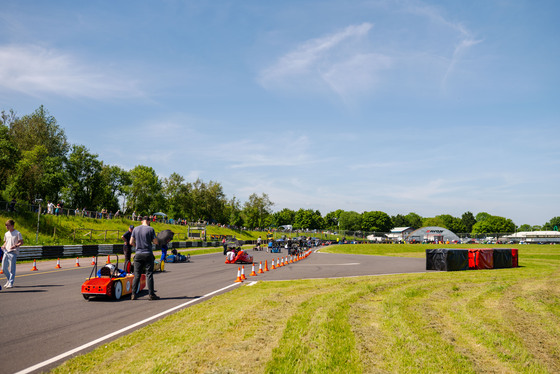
left=1, top=0, right=558, bottom=226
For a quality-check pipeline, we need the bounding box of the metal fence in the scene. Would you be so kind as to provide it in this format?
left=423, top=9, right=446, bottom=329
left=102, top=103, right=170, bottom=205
left=16, top=241, right=226, bottom=261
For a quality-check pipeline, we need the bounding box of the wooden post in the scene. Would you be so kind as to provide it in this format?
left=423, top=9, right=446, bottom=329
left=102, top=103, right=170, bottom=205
left=104, top=230, right=107, bottom=241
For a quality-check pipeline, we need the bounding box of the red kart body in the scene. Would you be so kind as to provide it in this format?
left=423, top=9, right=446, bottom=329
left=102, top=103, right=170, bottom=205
left=225, top=250, right=254, bottom=264
left=81, top=273, right=146, bottom=300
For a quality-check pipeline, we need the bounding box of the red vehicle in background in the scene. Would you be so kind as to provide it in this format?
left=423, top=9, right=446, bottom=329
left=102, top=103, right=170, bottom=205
left=224, top=239, right=253, bottom=264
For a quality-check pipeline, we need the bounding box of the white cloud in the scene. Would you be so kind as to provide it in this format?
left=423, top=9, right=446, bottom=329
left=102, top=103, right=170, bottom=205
left=0, top=44, right=143, bottom=99
left=212, top=135, right=317, bottom=168
left=403, top=1, right=483, bottom=88
left=258, top=23, right=391, bottom=98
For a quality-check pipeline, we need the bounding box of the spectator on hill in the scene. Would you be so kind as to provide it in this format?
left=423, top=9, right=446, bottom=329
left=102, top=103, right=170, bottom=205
left=47, top=201, right=54, bottom=214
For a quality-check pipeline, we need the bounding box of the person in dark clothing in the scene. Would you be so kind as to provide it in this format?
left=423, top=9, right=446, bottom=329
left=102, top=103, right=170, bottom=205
left=222, top=237, right=228, bottom=255
left=130, top=216, right=159, bottom=300
left=121, top=225, right=134, bottom=271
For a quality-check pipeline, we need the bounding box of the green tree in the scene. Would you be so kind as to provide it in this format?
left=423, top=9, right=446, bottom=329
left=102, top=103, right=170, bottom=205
left=242, top=193, right=273, bottom=229
left=272, top=208, right=296, bottom=227
left=423, top=214, right=465, bottom=233
left=471, top=215, right=515, bottom=234
left=6, top=145, right=66, bottom=203
left=439, top=214, right=466, bottom=233
left=475, top=212, right=492, bottom=222
left=405, top=212, right=423, bottom=229
left=293, top=209, right=324, bottom=230
left=362, top=211, right=392, bottom=232
left=8, top=105, right=69, bottom=158
left=391, top=214, right=409, bottom=228
left=0, top=124, right=20, bottom=191
left=517, top=224, right=532, bottom=231
left=98, top=164, right=130, bottom=212
left=188, top=179, right=227, bottom=223
left=461, top=211, right=477, bottom=233
left=0, top=109, right=18, bottom=128
left=61, top=145, right=103, bottom=210
left=423, top=216, right=446, bottom=228
left=338, top=211, right=361, bottom=231
left=543, top=217, right=560, bottom=231
left=163, top=172, right=191, bottom=219
left=324, top=209, right=344, bottom=230
left=126, top=165, right=164, bottom=215
left=225, top=196, right=243, bottom=227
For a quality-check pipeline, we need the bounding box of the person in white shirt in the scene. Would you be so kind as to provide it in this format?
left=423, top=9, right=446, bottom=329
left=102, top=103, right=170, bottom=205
left=47, top=201, right=54, bottom=214
left=2, top=219, right=23, bottom=289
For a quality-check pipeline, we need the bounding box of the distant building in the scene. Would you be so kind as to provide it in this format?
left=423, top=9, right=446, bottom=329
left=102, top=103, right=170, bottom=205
left=503, top=231, right=560, bottom=244
left=406, top=226, right=460, bottom=243
left=386, top=227, right=415, bottom=242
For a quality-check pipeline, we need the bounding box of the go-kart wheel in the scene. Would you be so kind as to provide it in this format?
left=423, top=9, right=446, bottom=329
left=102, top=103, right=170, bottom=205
left=83, top=294, right=90, bottom=301
left=113, top=281, right=123, bottom=300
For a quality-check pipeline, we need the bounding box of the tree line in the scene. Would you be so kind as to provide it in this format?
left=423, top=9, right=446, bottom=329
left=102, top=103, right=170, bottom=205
left=1, top=106, right=558, bottom=234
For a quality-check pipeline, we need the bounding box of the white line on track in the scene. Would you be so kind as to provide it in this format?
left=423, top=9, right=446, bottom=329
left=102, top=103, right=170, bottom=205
left=15, top=282, right=242, bottom=374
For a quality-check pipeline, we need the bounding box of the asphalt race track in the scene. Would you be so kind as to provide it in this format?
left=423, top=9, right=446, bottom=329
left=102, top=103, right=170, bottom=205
left=0, top=248, right=426, bottom=374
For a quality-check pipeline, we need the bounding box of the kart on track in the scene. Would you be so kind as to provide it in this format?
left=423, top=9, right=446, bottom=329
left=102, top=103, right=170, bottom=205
left=81, top=255, right=146, bottom=301
left=225, top=249, right=254, bottom=264
left=127, top=258, right=165, bottom=273
left=165, top=249, right=191, bottom=263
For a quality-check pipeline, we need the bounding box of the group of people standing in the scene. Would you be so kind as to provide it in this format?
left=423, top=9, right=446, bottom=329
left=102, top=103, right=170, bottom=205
left=0, top=215, right=163, bottom=300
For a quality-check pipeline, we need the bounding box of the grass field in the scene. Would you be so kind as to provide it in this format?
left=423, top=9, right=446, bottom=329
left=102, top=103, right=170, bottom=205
left=50, top=243, right=560, bottom=373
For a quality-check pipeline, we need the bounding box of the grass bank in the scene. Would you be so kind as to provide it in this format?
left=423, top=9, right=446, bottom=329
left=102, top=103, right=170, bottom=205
left=0, top=212, right=296, bottom=246
left=51, top=244, right=560, bottom=373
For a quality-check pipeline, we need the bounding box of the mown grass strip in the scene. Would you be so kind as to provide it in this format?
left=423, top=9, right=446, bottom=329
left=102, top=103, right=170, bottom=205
left=50, top=244, right=560, bottom=374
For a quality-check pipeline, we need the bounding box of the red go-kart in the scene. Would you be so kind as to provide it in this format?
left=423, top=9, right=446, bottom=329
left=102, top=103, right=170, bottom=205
left=225, top=249, right=254, bottom=264
left=81, top=256, right=146, bottom=300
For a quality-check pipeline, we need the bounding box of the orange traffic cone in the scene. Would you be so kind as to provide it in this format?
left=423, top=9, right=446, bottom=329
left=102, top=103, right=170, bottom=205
left=264, top=260, right=269, bottom=272
left=91, top=256, right=95, bottom=265
left=250, top=263, right=257, bottom=276
left=271, top=259, right=276, bottom=270
left=258, top=261, right=264, bottom=274
left=241, top=266, right=246, bottom=280
left=31, top=259, right=38, bottom=271
left=55, top=258, right=61, bottom=269
left=0, top=268, right=3, bottom=274
left=106, top=255, right=111, bottom=264
left=75, top=257, right=81, bottom=267
left=235, top=267, right=243, bottom=283
left=279, top=257, right=284, bottom=267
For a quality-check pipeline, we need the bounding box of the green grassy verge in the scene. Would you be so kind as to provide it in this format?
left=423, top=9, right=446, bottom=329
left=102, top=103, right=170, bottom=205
left=50, top=244, right=560, bottom=373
